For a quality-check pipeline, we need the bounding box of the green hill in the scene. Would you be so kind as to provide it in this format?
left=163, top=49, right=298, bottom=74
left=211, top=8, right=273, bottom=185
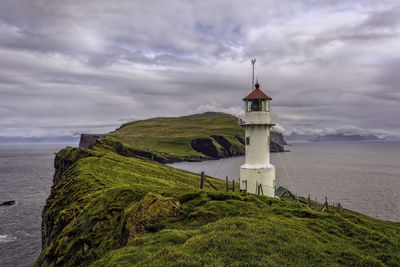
left=79, top=112, right=286, bottom=163
left=35, top=113, right=400, bottom=266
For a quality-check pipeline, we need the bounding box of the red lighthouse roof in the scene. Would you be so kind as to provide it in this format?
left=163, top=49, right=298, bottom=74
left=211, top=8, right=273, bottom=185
left=243, top=82, right=272, bottom=100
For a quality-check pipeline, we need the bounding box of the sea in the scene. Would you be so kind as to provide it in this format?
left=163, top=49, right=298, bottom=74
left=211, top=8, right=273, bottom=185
left=0, top=143, right=75, bottom=267
left=0, top=141, right=399, bottom=266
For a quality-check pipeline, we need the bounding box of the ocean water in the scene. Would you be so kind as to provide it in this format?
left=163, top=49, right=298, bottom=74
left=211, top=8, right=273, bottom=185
left=169, top=141, right=400, bottom=222
left=0, top=142, right=399, bottom=266
left=0, top=143, right=74, bottom=267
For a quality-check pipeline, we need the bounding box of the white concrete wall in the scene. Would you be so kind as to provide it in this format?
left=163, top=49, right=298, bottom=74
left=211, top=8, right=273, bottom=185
left=245, top=125, right=271, bottom=166
left=238, top=112, right=276, bottom=126
left=240, top=165, right=275, bottom=197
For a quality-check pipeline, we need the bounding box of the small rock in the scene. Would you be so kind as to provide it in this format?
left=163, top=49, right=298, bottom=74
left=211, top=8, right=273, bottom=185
left=0, top=201, right=16, bottom=206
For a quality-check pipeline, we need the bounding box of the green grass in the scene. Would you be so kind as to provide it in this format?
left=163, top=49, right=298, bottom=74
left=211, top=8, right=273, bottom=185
left=35, top=113, right=400, bottom=266
left=35, top=142, right=400, bottom=266
left=106, top=112, right=244, bottom=158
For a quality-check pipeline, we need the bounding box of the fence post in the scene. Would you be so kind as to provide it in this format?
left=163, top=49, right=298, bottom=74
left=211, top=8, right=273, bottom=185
left=232, top=180, right=235, bottom=192
left=255, top=181, right=258, bottom=194
left=200, top=171, right=204, bottom=189
left=325, top=196, right=329, bottom=213
left=308, top=194, right=311, bottom=208
left=338, top=203, right=343, bottom=215
left=226, top=176, right=228, bottom=191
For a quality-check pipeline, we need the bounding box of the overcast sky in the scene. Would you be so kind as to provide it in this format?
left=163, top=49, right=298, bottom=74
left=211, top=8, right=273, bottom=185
left=0, top=0, right=399, bottom=138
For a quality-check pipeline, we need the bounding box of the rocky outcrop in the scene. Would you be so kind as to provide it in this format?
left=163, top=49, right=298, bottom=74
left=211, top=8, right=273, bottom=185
left=78, top=134, right=106, bottom=149
left=270, top=142, right=284, bottom=152
left=0, top=200, right=16, bottom=206
left=120, top=193, right=181, bottom=246
left=190, top=133, right=286, bottom=158
left=190, top=138, right=220, bottom=158
left=211, top=135, right=244, bottom=156
left=271, top=131, right=288, bottom=146
left=191, top=135, right=245, bottom=159
left=53, top=147, right=96, bottom=184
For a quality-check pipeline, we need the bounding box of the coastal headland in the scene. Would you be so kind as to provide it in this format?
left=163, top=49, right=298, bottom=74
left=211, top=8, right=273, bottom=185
left=35, top=112, right=399, bottom=266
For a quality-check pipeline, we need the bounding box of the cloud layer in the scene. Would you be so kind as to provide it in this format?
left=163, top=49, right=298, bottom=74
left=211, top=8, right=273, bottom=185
left=0, top=0, right=399, bottom=138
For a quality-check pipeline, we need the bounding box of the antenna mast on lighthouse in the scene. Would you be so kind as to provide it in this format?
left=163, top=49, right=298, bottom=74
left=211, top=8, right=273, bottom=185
left=251, top=59, right=256, bottom=90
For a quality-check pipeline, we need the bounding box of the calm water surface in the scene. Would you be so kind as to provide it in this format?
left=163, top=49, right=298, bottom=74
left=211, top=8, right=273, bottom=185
left=0, top=143, right=74, bottom=267
left=169, top=141, right=400, bottom=222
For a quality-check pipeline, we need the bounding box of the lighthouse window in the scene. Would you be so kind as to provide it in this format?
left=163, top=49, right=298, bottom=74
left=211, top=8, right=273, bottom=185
left=246, top=137, right=250, bottom=145
left=251, top=99, right=261, bottom=111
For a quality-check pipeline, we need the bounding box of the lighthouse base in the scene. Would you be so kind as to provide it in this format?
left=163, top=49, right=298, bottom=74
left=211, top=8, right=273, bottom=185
left=240, top=164, right=275, bottom=197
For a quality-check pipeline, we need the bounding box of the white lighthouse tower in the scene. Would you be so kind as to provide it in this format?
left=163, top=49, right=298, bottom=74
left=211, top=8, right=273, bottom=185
left=238, top=80, right=277, bottom=197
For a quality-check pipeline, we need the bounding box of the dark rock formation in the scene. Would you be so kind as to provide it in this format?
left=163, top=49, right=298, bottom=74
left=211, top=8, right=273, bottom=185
left=235, top=135, right=245, bottom=145
left=270, top=141, right=285, bottom=152
left=191, top=136, right=245, bottom=159
left=79, top=134, right=106, bottom=149
left=211, top=135, right=244, bottom=157
left=0, top=200, right=16, bottom=206
left=271, top=131, right=288, bottom=146
left=191, top=138, right=220, bottom=158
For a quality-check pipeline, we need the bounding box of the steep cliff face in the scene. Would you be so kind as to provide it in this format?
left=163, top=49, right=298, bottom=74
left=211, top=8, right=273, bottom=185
left=41, top=148, right=97, bottom=251
left=79, top=134, right=106, bottom=149
left=190, top=135, right=244, bottom=159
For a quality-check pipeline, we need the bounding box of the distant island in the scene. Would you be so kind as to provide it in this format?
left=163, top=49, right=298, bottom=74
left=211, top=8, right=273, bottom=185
left=79, top=112, right=287, bottom=163
left=310, top=133, right=381, bottom=142
left=284, top=132, right=390, bottom=142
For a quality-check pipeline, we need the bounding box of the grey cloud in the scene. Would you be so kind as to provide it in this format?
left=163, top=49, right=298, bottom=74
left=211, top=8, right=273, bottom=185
left=0, top=0, right=399, bottom=138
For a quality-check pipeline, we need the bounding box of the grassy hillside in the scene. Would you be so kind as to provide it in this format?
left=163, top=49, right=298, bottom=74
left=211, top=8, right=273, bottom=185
left=107, top=112, right=243, bottom=157
left=35, top=138, right=400, bottom=266
left=80, top=112, right=285, bottom=163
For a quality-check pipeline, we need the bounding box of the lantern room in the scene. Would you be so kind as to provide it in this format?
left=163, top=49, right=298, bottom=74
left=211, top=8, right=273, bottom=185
left=243, top=82, right=272, bottom=113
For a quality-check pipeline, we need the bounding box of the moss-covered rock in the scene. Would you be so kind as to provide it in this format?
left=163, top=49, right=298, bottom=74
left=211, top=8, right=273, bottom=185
left=121, top=193, right=181, bottom=245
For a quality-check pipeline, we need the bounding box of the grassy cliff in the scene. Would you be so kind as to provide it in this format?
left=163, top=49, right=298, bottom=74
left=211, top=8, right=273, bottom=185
left=80, top=112, right=286, bottom=163
left=35, top=113, right=400, bottom=266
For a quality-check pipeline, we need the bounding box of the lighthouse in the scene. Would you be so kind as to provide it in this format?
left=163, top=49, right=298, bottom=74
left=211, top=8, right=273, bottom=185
left=238, top=80, right=277, bottom=197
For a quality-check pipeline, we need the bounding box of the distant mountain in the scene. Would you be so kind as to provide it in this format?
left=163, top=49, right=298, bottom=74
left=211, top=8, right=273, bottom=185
left=310, top=133, right=381, bottom=142
left=383, top=136, right=400, bottom=141
left=284, top=133, right=318, bottom=142
left=0, top=136, right=80, bottom=143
